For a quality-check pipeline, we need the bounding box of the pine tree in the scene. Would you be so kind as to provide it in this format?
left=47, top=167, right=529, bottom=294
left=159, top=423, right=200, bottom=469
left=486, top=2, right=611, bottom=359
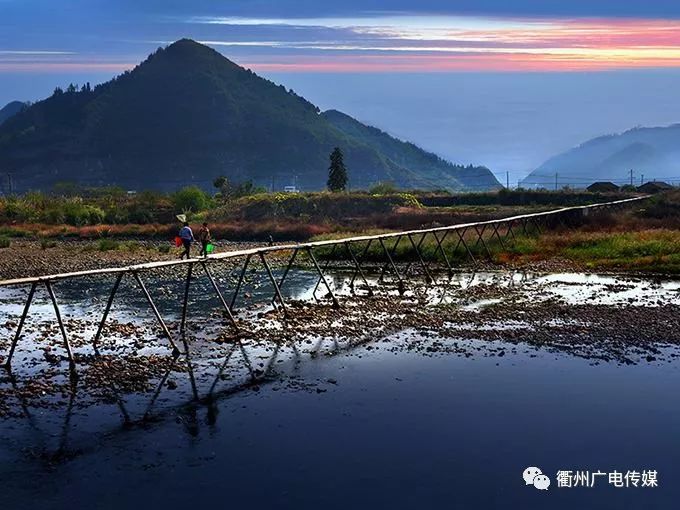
left=327, top=147, right=348, bottom=192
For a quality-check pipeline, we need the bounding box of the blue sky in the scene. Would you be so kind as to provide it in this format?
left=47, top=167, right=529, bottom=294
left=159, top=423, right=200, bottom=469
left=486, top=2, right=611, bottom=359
left=2, top=0, right=680, bottom=181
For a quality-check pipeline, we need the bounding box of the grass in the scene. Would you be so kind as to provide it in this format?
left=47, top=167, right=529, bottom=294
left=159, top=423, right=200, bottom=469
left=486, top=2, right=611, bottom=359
left=0, top=236, right=10, bottom=249
left=39, top=238, right=57, bottom=249
left=531, top=230, right=680, bottom=272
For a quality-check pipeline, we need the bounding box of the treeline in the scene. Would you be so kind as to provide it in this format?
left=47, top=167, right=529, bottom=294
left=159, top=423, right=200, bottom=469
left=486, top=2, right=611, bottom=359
left=0, top=184, right=641, bottom=228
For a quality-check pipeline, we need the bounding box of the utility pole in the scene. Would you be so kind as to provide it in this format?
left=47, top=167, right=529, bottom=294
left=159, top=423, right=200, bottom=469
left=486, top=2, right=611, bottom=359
left=629, top=169, right=634, bottom=186
left=640, top=174, right=644, bottom=186
left=506, top=171, right=510, bottom=189
left=555, top=172, right=558, bottom=191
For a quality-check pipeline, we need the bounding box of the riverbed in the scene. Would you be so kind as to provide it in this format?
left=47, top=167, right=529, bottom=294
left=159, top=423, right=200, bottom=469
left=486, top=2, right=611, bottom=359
left=1, top=270, right=679, bottom=509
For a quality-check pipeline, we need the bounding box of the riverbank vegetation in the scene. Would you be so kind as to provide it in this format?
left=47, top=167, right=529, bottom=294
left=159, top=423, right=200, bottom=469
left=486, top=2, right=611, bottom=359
left=1, top=184, right=678, bottom=272
left=0, top=184, right=640, bottom=238
left=310, top=191, right=680, bottom=274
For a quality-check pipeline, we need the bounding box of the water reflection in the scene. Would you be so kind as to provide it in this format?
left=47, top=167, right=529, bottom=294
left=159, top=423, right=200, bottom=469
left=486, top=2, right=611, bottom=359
left=0, top=328, right=377, bottom=467
left=2, top=269, right=679, bottom=469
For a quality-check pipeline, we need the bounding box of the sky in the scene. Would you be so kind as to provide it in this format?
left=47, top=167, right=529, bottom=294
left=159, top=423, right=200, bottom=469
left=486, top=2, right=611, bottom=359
left=2, top=0, right=680, bottom=182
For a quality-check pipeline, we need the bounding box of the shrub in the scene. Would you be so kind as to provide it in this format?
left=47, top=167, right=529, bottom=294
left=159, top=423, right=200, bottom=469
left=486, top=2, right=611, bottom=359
left=158, top=244, right=171, bottom=254
left=97, top=239, right=120, bottom=251
left=0, top=236, right=10, bottom=248
left=44, top=207, right=66, bottom=224
left=61, top=201, right=106, bottom=226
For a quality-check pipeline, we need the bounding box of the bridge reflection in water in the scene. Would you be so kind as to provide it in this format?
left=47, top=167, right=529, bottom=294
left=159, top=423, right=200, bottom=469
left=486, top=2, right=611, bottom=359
left=0, top=266, right=550, bottom=466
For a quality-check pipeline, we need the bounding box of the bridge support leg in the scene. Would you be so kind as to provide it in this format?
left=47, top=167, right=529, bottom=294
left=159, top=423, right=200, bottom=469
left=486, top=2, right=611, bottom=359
left=133, top=271, right=181, bottom=356
left=260, top=252, right=288, bottom=317
left=93, top=272, right=123, bottom=355
left=201, top=262, right=239, bottom=332
left=407, top=233, right=434, bottom=283
left=453, top=228, right=477, bottom=265
left=229, top=254, right=252, bottom=312
left=403, top=233, right=427, bottom=276
left=271, top=248, right=298, bottom=304
left=426, top=231, right=452, bottom=276
left=491, top=223, right=506, bottom=250
left=379, top=238, right=405, bottom=294
left=349, top=240, right=372, bottom=289
left=312, top=244, right=338, bottom=296
left=4, top=281, right=37, bottom=370
left=307, top=248, right=340, bottom=308
left=179, top=264, right=193, bottom=352
left=473, top=225, right=493, bottom=260
left=345, top=241, right=373, bottom=296
left=45, top=281, right=76, bottom=374
left=379, top=235, right=403, bottom=284
left=505, top=221, right=516, bottom=241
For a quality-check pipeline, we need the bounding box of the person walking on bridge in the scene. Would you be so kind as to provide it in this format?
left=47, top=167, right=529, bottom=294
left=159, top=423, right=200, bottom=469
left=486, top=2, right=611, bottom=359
left=198, top=222, right=212, bottom=257
left=179, top=222, right=194, bottom=259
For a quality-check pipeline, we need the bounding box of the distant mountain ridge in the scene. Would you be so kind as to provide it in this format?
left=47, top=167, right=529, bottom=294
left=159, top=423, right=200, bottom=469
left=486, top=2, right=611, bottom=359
left=0, top=101, right=26, bottom=125
left=322, top=110, right=498, bottom=190
left=522, top=124, right=680, bottom=188
left=0, top=39, right=498, bottom=192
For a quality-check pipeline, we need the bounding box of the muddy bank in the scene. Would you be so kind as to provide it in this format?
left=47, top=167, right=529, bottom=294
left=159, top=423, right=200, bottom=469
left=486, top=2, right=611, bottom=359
left=0, top=237, right=600, bottom=282
left=248, top=281, right=680, bottom=365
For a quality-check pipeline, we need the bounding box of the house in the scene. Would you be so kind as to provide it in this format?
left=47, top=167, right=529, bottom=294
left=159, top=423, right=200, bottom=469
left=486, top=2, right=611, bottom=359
left=637, top=181, right=673, bottom=194
left=587, top=181, right=620, bottom=193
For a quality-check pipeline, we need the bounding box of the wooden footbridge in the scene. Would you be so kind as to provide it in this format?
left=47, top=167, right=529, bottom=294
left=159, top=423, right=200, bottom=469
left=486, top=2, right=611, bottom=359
left=0, top=196, right=648, bottom=374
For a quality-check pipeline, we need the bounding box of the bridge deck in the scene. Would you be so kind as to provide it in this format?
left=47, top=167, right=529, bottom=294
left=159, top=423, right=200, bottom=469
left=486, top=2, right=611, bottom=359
left=0, top=195, right=647, bottom=287
left=0, top=195, right=649, bottom=372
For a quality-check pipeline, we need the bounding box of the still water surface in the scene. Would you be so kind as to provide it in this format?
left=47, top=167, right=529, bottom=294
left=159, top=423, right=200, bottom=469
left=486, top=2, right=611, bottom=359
left=1, top=271, right=678, bottom=509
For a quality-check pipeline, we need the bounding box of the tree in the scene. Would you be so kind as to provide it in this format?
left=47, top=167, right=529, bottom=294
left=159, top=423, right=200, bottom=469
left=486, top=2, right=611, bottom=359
left=172, top=186, right=210, bottom=212
left=213, top=175, right=264, bottom=201
left=327, top=147, right=348, bottom=192
left=213, top=176, right=227, bottom=190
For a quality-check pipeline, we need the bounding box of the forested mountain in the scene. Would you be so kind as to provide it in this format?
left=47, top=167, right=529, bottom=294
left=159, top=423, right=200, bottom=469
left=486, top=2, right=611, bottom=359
left=0, top=101, right=26, bottom=125
left=0, top=39, right=498, bottom=192
left=522, top=124, right=680, bottom=188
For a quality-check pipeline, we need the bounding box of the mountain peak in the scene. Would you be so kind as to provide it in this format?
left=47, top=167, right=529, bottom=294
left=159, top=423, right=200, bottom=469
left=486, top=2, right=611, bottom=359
left=0, top=42, right=498, bottom=192
left=143, top=38, right=241, bottom=70
left=0, top=101, right=27, bottom=125
left=164, top=38, right=223, bottom=58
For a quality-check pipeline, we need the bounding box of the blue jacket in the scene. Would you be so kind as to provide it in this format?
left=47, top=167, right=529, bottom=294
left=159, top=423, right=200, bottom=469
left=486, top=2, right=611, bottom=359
left=179, top=226, right=194, bottom=241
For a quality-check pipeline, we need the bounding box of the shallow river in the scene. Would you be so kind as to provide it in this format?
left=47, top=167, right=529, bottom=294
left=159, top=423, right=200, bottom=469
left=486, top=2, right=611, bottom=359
left=1, top=270, right=679, bottom=509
